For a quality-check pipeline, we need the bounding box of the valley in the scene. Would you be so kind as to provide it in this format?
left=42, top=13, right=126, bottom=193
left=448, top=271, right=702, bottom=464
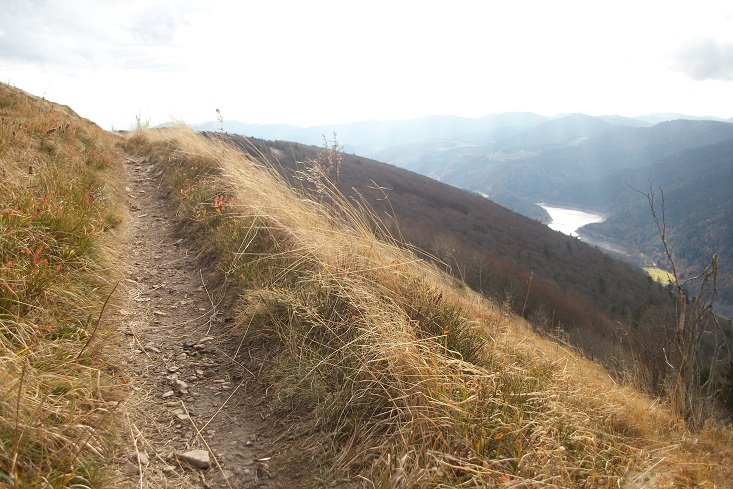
left=207, top=113, right=733, bottom=308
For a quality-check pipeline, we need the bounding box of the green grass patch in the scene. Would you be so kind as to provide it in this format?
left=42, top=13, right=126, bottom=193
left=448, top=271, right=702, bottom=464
left=644, top=266, right=673, bottom=285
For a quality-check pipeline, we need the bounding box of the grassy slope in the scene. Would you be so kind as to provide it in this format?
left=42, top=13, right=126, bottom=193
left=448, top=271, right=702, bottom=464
left=126, top=127, right=732, bottom=487
left=222, top=135, right=676, bottom=387
left=0, top=84, right=126, bottom=487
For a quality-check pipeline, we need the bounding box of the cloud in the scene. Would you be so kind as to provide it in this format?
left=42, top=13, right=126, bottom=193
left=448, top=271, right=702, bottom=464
left=0, top=0, right=196, bottom=71
left=673, top=39, right=733, bottom=81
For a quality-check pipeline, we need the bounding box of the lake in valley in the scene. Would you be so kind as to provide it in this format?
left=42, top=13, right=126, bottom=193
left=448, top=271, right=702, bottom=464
left=538, top=204, right=605, bottom=238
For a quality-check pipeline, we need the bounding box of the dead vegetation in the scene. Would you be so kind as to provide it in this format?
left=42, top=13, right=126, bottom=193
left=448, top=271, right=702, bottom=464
left=0, top=83, right=126, bottom=488
left=124, top=126, right=733, bottom=487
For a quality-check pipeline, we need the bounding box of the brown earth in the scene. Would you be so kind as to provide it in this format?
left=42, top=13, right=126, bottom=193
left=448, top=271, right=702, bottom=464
left=111, top=155, right=297, bottom=488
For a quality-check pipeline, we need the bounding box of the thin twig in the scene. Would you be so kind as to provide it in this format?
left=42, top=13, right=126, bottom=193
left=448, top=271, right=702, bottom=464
left=77, top=282, right=119, bottom=359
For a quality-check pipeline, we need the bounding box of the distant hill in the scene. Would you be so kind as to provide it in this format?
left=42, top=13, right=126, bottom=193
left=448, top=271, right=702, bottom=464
left=634, top=113, right=732, bottom=125
left=369, top=118, right=731, bottom=216
left=387, top=119, right=733, bottom=206
left=220, top=133, right=676, bottom=367
left=581, top=139, right=733, bottom=303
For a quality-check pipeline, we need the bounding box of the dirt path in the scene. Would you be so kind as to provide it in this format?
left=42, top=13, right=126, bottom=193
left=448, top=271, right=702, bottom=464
left=113, top=155, right=284, bottom=488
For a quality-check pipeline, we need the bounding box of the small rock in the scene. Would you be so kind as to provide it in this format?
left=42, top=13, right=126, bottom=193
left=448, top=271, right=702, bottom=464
left=176, top=413, right=190, bottom=421
left=162, top=390, right=174, bottom=398
left=198, top=336, right=215, bottom=343
left=179, top=449, right=211, bottom=469
left=162, top=465, right=176, bottom=474
left=174, top=379, right=188, bottom=394
left=195, top=369, right=204, bottom=376
left=183, top=340, right=196, bottom=348
left=177, top=353, right=188, bottom=361
left=167, top=366, right=179, bottom=373
left=130, top=451, right=149, bottom=466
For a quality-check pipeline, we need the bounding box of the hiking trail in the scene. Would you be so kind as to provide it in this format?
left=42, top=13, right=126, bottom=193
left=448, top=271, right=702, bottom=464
left=113, top=154, right=287, bottom=488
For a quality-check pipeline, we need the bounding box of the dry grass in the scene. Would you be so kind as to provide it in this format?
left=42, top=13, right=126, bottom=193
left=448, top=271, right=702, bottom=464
left=0, top=84, right=126, bottom=488
left=126, top=126, right=733, bottom=487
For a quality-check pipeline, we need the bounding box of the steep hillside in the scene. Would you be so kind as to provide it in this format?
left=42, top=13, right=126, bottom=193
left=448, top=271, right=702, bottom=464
left=123, top=126, right=732, bottom=487
left=222, top=135, right=679, bottom=373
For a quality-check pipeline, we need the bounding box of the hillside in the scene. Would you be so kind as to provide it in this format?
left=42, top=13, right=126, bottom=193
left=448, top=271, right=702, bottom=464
left=129, top=126, right=731, bottom=486
left=0, top=84, right=127, bottom=487
left=222, top=135, right=684, bottom=372
left=582, top=139, right=733, bottom=303
left=385, top=119, right=733, bottom=207
left=3, top=83, right=733, bottom=487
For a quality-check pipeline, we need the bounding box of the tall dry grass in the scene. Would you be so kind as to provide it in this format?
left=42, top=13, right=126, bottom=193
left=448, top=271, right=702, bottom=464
left=0, top=84, right=125, bottom=488
left=125, top=126, right=732, bottom=487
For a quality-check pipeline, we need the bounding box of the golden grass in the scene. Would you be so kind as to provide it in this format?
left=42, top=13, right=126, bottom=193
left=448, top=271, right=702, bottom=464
left=0, top=83, right=126, bottom=488
left=125, top=126, right=733, bottom=487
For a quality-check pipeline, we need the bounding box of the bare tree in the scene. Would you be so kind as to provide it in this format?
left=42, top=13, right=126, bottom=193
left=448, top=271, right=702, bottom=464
left=642, top=186, right=722, bottom=430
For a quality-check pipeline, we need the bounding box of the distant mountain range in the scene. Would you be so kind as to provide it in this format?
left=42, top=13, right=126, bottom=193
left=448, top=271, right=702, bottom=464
left=192, top=112, right=733, bottom=309
left=191, top=112, right=733, bottom=154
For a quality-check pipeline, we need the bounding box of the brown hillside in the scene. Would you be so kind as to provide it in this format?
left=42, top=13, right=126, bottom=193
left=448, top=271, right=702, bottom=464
left=220, top=135, right=679, bottom=382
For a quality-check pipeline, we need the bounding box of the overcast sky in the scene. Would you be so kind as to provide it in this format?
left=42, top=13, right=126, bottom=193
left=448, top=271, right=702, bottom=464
left=2, top=0, right=733, bottom=129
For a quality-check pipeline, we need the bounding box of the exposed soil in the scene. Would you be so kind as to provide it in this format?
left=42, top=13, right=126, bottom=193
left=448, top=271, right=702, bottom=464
left=112, top=155, right=292, bottom=488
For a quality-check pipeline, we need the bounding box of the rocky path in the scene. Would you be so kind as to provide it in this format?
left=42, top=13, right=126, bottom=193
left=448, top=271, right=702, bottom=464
left=114, top=155, right=283, bottom=488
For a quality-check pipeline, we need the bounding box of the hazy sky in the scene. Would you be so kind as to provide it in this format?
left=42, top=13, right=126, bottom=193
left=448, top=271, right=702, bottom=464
left=2, top=0, right=733, bottom=129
